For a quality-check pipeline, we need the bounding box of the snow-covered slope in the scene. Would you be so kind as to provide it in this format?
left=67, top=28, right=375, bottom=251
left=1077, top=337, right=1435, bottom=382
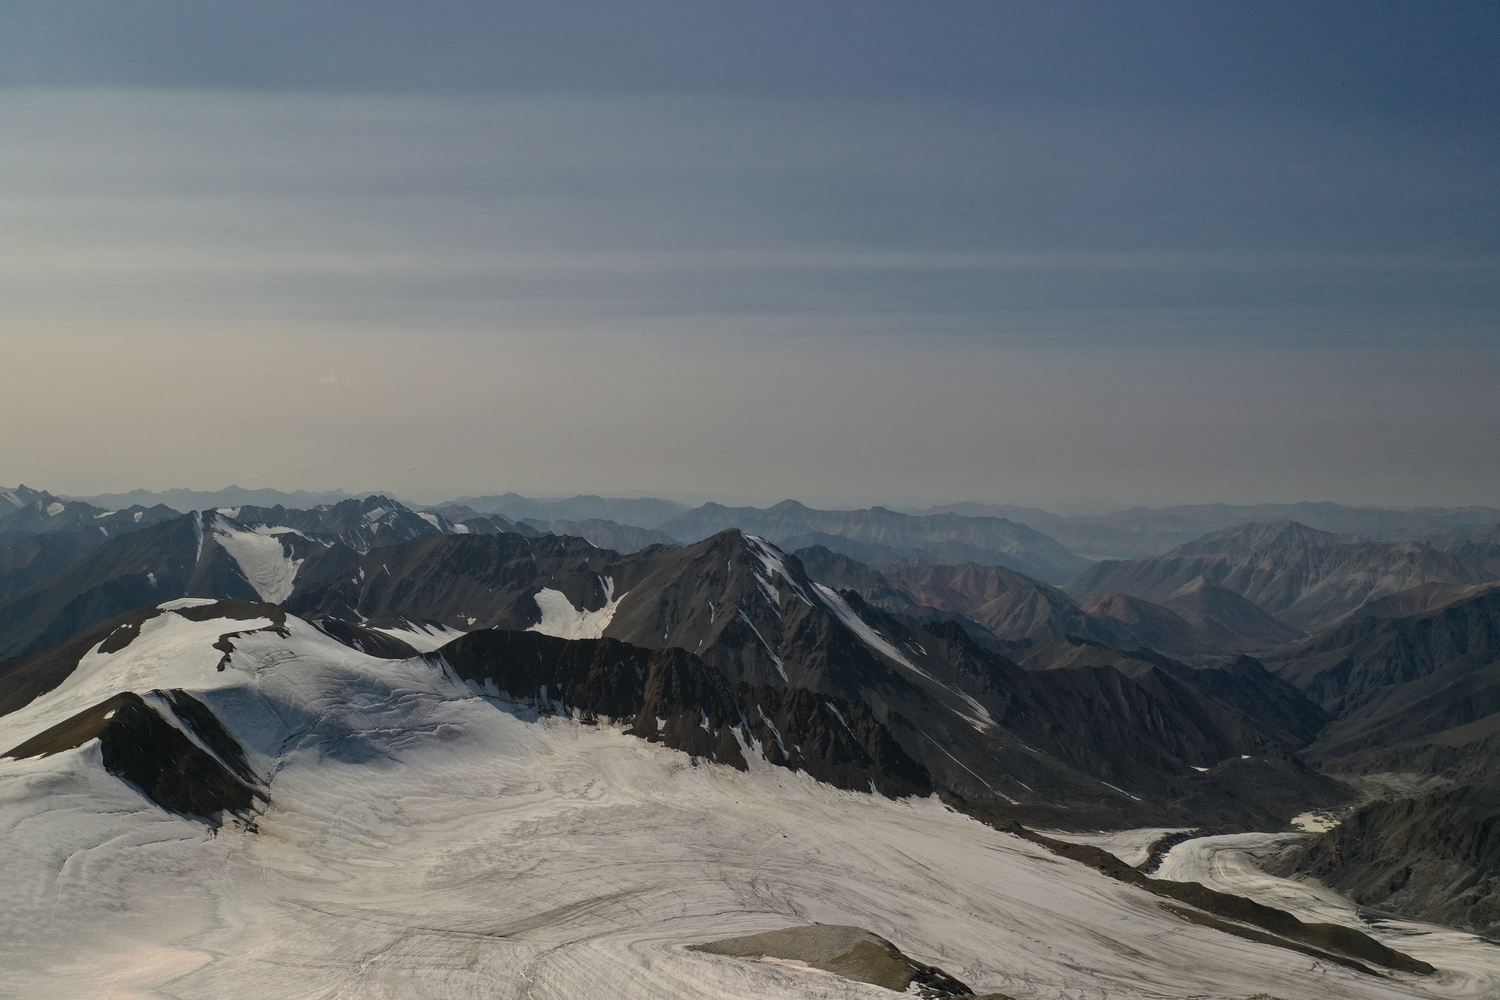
left=210, top=516, right=304, bottom=603
left=0, top=603, right=1494, bottom=999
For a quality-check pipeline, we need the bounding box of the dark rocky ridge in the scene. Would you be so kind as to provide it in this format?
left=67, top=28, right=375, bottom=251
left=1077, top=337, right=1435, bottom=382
left=292, top=529, right=1353, bottom=829
left=1266, top=589, right=1500, bottom=717
left=0, top=498, right=181, bottom=603
left=0, top=513, right=289, bottom=660
left=3, top=689, right=263, bottom=827
left=1261, top=587, right=1500, bottom=936
left=955, top=820, right=1434, bottom=976
left=436, top=628, right=932, bottom=798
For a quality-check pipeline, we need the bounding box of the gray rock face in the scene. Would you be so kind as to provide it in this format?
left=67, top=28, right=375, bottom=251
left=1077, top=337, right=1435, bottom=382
left=1264, top=589, right=1500, bottom=731
left=438, top=628, right=933, bottom=798
left=3, top=687, right=264, bottom=828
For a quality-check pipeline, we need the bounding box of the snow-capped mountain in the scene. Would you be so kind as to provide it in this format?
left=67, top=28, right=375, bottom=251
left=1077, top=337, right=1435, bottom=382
left=0, top=497, right=524, bottom=660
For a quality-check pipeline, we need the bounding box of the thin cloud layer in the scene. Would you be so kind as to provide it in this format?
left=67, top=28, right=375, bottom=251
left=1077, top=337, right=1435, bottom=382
left=0, top=5, right=1496, bottom=507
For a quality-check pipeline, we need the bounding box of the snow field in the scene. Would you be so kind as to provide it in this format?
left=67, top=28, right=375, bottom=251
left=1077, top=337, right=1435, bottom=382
left=211, top=515, right=303, bottom=603
left=528, top=576, right=623, bottom=640
left=0, top=613, right=1495, bottom=998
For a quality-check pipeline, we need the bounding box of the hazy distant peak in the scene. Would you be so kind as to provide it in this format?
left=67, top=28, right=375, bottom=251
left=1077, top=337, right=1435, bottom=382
left=1168, top=519, right=1352, bottom=557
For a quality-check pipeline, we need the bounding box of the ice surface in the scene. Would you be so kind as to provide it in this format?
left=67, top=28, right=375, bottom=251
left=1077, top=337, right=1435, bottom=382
left=0, top=616, right=1495, bottom=999
left=1154, top=833, right=1500, bottom=994
left=157, top=597, right=219, bottom=611
left=528, top=577, right=623, bottom=640
left=212, top=515, right=303, bottom=603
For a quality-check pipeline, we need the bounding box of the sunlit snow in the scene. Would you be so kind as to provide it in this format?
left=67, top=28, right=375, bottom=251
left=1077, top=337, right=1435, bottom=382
left=0, top=613, right=1495, bottom=998
left=527, top=576, right=624, bottom=640
left=212, top=515, right=303, bottom=603
left=0, top=614, right=1493, bottom=998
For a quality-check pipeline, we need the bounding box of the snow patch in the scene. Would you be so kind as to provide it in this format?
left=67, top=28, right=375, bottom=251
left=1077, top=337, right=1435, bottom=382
left=370, top=622, right=468, bottom=653
left=212, top=516, right=303, bottom=604
left=744, top=534, right=815, bottom=607
left=1290, top=810, right=1338, bottom=833
left=157, top=597, right=218, bottom=611
left=527, top=577, right=623, bottom=640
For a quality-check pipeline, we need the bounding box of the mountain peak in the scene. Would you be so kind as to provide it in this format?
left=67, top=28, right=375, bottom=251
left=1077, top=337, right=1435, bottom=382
left=1169, top=519, right=1350, bottom=557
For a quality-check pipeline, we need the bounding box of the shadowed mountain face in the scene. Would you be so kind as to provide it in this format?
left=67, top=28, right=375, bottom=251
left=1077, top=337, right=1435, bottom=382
left=658, top=500, right=1091, bottom=585
left=1067, top=519, right=1500, bottom=632
left=1160, top=576, right=1305, bottom=649
left=0, top=506, right=181, bottom=604
left=1265, top=589, right=1500, bottom=775
left=1081, top=593, right=1216, bottom=659
left=439, top=629, right=932, bottom=799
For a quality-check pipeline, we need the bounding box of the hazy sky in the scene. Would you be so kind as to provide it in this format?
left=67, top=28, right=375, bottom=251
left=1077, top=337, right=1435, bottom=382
left=2, top=2, right=1497, bottom=509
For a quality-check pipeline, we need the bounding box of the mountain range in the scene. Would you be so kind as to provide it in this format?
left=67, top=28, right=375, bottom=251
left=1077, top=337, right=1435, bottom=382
left=917, top=501, right=1500, bottom=559
left=4, top=485, right=1500, bottom=949
left=1067, top=519, right=1500, bottom=632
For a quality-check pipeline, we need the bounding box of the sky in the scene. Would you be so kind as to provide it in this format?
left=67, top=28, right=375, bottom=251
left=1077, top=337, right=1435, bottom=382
left=1, top=2, right=1497, bottom=510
